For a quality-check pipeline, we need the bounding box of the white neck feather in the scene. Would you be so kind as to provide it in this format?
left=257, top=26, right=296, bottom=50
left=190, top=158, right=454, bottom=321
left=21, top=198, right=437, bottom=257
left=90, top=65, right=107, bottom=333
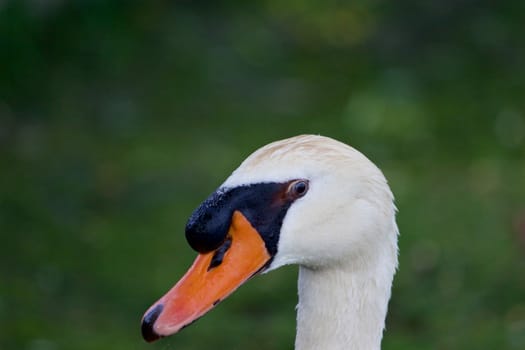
left=295, top=245, right=396, bottom=350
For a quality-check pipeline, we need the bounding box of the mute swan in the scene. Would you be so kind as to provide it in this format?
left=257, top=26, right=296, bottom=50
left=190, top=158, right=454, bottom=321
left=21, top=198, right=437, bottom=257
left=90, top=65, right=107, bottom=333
left=141, top=135, right=399, bottom=350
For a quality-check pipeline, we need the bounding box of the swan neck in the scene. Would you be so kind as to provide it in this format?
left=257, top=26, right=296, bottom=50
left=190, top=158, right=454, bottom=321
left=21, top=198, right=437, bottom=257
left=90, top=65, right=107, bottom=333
left=295, top=263, right=393, bottom=350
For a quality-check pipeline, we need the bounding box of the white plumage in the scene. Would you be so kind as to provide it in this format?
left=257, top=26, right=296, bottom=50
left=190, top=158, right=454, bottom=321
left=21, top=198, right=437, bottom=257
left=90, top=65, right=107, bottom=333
left=224, top=135, right=399, bottom=350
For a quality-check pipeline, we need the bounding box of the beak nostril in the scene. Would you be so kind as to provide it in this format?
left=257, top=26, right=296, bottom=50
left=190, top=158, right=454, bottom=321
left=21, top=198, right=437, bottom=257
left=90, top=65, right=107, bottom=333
left=141, top=304, right=164, bottom=342
left=208, top=236, right=232, bottom=271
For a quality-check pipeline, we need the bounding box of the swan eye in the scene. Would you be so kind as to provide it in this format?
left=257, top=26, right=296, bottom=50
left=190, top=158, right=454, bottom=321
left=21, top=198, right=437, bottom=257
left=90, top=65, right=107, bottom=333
left=289, top=180, right=309, bottom=198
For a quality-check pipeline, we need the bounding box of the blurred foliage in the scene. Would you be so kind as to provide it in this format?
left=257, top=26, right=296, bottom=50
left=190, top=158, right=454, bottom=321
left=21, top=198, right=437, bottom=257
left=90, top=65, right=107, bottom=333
left=1, top=1, right=525, bottom=349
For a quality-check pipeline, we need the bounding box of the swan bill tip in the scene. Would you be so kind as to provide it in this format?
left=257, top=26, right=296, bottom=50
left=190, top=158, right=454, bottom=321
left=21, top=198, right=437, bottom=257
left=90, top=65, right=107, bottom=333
left=141, top=303, right=164, bottom=342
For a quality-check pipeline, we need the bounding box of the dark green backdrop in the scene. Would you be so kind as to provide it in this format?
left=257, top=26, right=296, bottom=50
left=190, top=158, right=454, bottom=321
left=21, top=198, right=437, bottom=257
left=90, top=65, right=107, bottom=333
left=1, top=1, right=524, bottom=349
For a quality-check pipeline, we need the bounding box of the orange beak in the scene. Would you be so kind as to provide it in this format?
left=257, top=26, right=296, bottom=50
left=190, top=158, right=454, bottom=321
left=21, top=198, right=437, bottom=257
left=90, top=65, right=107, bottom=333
left=141, top=210, right=271, bottom=342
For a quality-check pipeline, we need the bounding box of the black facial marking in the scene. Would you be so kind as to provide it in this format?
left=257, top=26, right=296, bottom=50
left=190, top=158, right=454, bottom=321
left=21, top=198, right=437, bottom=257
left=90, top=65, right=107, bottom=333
left=185, top=180, right=308, bottom=256
left=208, top=236, right=232, bottom=271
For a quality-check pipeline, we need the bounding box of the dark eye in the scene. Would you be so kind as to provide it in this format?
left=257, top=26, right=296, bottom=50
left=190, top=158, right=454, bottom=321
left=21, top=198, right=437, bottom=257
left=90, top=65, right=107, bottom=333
left=289, top=180, right=309, bottom=198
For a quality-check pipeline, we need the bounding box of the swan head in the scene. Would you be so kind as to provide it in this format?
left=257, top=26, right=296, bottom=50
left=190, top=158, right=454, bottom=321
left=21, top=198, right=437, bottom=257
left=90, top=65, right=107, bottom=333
left=141, top=135, right=398, bottom=342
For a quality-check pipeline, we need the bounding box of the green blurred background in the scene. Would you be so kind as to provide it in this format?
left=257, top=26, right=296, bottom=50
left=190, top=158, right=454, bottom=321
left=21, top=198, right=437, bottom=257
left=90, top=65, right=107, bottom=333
left=1, top=1, right=524, bottom=349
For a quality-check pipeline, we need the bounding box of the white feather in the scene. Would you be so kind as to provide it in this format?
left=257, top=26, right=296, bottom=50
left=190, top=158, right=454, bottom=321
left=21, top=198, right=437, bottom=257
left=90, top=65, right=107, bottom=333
left=223, top=135, right=399, bottom=350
